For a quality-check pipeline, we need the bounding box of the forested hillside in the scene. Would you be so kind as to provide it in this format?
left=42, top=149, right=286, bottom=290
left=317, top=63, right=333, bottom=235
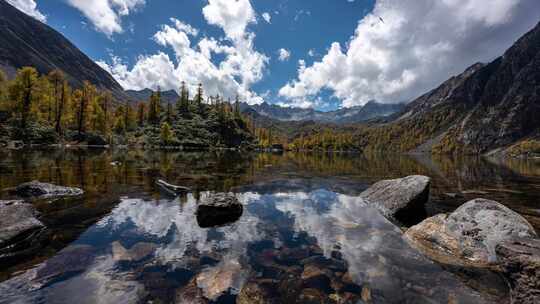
left=0, top=67, right=255, bottom=149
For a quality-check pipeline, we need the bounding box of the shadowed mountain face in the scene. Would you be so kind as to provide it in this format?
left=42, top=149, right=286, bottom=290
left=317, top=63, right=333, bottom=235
left=439, top=21, right=540, bottom=154
left=241, top=101, right=405, bottom=124
left=359, top=21, right=540, bottom=154
left=0, top=0, right=127, bottom=100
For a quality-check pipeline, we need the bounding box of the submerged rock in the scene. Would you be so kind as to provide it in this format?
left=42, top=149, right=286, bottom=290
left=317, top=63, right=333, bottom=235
left=195, top=258, right=246, bottom=301
left=297, top=288, right=329, bottom=303
left=196, top=193, right=243, bottom=228
left=112, top=241, right=157, bottom=262
left=156, top=179, right=191, bottom=196
left=405, top=198, right=537, bottom=267
left=14, top=181, right=83, bottom=198
left=496, top=238, right=540, bottom=304
left=0, top=200, right=46, bottom=262
left=301, top=264, right=332, bottom=291
left=175, top=278, right=209, bottom=304
left=33, top=244, right=95, bottom=286
left=237, top=280, right=278, bottom=304
left=360, top=175, right=430, bottom=222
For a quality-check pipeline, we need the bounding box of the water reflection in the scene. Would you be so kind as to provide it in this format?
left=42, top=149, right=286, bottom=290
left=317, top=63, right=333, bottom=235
left=0, top=149, right=539, bottom=303
left=1, top=187, right=507, bottom=303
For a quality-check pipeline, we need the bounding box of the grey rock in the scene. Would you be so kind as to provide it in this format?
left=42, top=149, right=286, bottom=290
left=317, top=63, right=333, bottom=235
left=0, top=200, right=45, bottom=261
left=0, top=200, right=44, bottom=245
left=405, top=198, right=537, bottom=267
left=14, top=180, right=83, bottom=198
left=360, top=175, right=430, bottom=220
left=496, top=238, right=540, bottom=304
left=196, top=193, right=243, bottom=228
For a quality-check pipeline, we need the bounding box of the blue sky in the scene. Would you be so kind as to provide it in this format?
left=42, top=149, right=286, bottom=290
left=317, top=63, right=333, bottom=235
left=7, top=0, right=540, bottom=111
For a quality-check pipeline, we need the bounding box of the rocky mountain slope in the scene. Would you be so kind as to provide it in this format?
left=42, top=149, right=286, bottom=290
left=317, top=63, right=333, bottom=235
left=437, top=21, right=540, bottom=154
left=0, top=0, right=127, bottom=100
left=241, top=100, right=404, bottom=124
left=358, top=21, right=540, bottom=155
left=125, top=89, right=180, bottom=104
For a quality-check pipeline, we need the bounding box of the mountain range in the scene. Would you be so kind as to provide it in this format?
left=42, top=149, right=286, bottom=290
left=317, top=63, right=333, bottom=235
left=125, top=88, right=180, bottom=104
left=123, top=90, right=401, bottom=125
left=240, top=101, right=405, bottom=124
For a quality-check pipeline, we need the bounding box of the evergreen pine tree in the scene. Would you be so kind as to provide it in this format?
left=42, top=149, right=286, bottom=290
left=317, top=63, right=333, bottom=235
left=76, top=81, right=95, bottom=135
left=55, top=80, right=69, bottom=135
left=178, top=81, right=190, bottom=117
left=234, top=94, right=241, bottom=119
left=160, top=122, right=173, bottom=144
left=147, top=92, right=160, bottom=125
left=166, top=102, right=173, bottom=123
left=137, top=102, right=146, bottom=127
left=48, top=70, right=64, bottom=131
left=10, top=67, right=39, bottom=129
left=195, top=83, right=204, bottom=114
left=0, top=69, right=7, bottom=110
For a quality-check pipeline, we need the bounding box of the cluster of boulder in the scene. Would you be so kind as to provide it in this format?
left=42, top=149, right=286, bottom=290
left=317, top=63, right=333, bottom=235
left=175, top=245, right=367, bottom=304
left=0, top=181, right=83, bottom=265
left=360, top=175, right=540, bottom=304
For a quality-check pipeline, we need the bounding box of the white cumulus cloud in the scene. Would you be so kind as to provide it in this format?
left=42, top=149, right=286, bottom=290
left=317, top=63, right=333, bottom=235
left=6, top=0, right=46, bottom=22
left=262, top=12, right=271, bottom=24
left=67, top=0, right=145, bottom=37
left=278, top=48, right=291, bottom=61
left=98, top=0, right=268, bottom=104
left=280, top=0, right=540, bottom=108
left=202, top=0, right=256, bottom=41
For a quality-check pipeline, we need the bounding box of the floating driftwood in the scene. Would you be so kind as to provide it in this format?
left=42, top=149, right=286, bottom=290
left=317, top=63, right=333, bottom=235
left=156, top=179, right=191, bottom=196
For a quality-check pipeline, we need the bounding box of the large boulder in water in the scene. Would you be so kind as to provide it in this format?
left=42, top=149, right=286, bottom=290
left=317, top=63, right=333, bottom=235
left=14, top=180, right=83, bottom=198
left=496, top=238, right=540, bottom=304
left=360, top=175, right=430, bottom=221
left=405, top=198, right=537, bottom=268
left=196, top=193, right=243, bottom=228
left=0, top=200, right=46, bottom=263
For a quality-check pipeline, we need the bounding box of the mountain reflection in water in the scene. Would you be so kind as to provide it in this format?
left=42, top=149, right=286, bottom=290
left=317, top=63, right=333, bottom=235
left=0, top=149, right=539, bottom=303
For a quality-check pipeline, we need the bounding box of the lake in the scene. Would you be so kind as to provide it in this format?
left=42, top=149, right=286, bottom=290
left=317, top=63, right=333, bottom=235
left=1, top=149, right=539, bottom=303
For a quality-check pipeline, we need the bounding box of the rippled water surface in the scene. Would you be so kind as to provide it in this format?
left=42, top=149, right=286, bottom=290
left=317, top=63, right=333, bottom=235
left=0, top=149, right=539, bottom=303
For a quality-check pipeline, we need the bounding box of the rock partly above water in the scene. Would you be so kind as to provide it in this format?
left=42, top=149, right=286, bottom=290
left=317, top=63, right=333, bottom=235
left=14, top=181, right=83, bottom=198
left=0, top=200, right=46, bottom=263
left=405, top=198, right=537, bottom=268
left=360, top=175, right=430, bottom=222
left=496, top=238, right=540, bottom=304
left=196, top=193, right=243, bottom=228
